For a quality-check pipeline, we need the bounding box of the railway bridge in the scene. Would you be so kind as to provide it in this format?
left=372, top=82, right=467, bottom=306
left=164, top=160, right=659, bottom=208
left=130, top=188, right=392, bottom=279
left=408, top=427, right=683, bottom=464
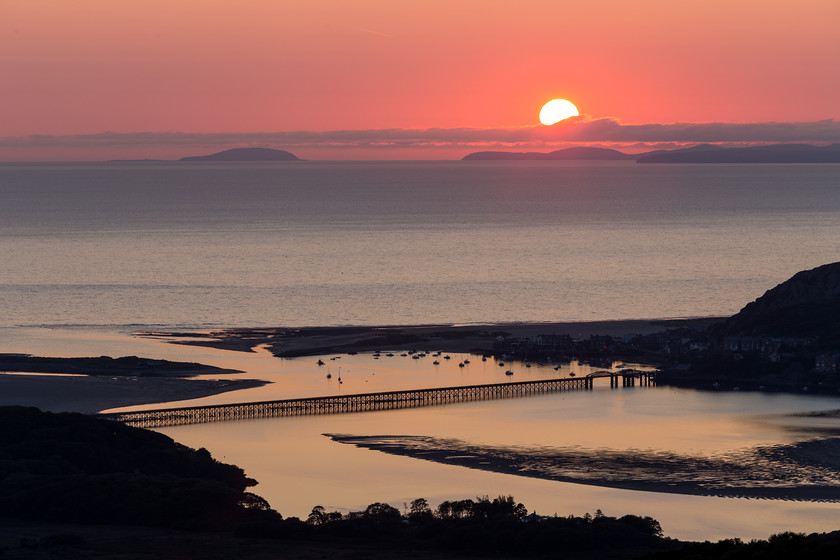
left=100, top=370, right=656, bottom=428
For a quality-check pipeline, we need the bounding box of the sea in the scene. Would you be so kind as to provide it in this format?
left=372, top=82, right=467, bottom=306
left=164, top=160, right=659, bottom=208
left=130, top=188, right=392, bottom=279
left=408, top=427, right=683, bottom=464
left=2, top=160, right=840, bottom=540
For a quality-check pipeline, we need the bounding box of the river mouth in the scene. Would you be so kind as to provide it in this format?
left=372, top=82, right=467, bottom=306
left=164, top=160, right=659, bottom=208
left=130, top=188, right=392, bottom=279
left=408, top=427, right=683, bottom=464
left=326, top=433, right=840, bottom=502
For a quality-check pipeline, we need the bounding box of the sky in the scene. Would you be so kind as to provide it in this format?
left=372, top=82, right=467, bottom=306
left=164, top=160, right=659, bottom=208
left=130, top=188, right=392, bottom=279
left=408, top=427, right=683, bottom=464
left=2, top=0, right=840, bottom=160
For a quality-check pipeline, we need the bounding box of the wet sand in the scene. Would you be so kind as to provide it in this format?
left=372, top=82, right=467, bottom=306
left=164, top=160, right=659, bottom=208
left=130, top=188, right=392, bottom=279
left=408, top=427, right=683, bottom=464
left=327, top=433, right=840, bottom=503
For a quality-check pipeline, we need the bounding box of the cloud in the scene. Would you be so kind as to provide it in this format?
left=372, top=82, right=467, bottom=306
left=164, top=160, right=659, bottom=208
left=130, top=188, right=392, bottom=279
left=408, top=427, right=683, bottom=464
left=2, top=119, right=839, bottom=155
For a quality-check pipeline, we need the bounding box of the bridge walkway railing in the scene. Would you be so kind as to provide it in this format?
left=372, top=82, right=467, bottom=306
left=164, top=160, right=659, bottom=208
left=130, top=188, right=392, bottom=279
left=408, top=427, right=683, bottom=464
left=100, top=376, right=602, bottom=428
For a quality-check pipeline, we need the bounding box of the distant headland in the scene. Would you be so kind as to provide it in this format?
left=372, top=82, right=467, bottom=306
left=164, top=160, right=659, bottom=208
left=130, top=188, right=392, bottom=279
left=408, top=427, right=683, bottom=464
left=462, top=147, right=633, bottom=161
left=180, top=147, right=301, bottom=162
left=463, top=143, right=840, bottom=163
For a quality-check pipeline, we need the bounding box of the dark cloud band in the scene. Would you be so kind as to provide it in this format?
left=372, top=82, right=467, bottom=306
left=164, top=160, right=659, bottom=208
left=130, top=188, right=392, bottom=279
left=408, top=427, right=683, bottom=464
left=2, top=119, right=839, bottom=151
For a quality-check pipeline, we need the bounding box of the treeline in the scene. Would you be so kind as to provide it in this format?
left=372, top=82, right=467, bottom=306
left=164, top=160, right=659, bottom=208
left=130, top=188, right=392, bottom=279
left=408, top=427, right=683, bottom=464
left=247, top=497, right=671, bottom=558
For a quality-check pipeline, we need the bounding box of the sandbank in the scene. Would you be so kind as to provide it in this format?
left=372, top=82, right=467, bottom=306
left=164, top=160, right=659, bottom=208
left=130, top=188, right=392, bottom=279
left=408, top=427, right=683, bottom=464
left=327, top=433, right=840, bottom=503
left=140, top=317, right=720, bottom=357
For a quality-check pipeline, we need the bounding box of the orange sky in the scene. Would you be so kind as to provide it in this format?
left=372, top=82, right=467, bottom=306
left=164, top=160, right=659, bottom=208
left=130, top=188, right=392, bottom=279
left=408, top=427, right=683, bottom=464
left=2, top=0, right=839, bottom=160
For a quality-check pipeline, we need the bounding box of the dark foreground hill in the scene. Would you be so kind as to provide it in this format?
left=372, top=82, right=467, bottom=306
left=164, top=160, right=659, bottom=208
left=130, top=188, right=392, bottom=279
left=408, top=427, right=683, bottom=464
left=659, top=262, right=840, bottom=392
left=180, top=147, right=301, bottom=161
left=4, top=407, right=840, bottom=559
left=0, top=406, right=266, bottom=530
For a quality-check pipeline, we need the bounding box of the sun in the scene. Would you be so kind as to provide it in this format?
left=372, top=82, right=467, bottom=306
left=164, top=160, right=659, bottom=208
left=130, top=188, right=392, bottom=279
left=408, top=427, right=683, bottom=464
left=539, top=99, right=579, bottom=125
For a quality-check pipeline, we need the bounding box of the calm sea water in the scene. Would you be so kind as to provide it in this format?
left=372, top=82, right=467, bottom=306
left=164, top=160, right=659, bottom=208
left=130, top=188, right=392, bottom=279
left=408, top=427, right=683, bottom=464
left=2, top=161, right=839, bottom=329
left=3, top=161, right=840, bottom=540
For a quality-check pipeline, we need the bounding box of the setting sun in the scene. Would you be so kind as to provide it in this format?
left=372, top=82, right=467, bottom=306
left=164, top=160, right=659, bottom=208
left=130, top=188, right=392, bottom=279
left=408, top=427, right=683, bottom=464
left=539, top=99, right=579, bottom=125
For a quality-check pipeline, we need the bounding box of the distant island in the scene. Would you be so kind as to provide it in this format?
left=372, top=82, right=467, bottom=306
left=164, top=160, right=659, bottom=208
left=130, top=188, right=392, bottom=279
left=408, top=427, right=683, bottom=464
left=462, top=143, right=840, bottom=163
left=462, top=147, right=634, bottom=161
left=636, top=143, right=840, bottom=163
left=180, top=147, right=301, bottom=162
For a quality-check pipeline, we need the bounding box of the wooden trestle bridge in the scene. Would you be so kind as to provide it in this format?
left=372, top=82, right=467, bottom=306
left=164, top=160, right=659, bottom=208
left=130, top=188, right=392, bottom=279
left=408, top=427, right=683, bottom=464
left=100, top=370, right=656, bottom=428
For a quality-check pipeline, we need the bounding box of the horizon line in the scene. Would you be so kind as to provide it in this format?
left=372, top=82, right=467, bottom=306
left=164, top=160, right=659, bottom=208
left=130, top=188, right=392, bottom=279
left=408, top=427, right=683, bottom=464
left=2, top=119, right=839, bottom=162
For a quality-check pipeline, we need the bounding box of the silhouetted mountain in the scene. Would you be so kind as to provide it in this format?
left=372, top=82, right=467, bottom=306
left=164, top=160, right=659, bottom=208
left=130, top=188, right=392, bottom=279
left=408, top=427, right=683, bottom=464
left=717, top=262, right=840, bottom=343
left=637, top=143, right=840, bottom=163
left=463, top=144, right=840, bottom=163
left=181, top=148, right=301, bottom=161
left=462, top=147, right=634, bottom=161
left=0, top=406, right=264, bottom=529
left=633, top=144, right=724, bottom=161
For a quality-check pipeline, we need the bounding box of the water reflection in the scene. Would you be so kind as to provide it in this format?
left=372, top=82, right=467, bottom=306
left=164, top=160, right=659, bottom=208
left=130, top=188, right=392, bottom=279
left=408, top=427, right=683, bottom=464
left=4, top=328, right=839, bottom=541
left=158, top=382, right=840, bottom=542
left=106, top=344, right=655, bottom=412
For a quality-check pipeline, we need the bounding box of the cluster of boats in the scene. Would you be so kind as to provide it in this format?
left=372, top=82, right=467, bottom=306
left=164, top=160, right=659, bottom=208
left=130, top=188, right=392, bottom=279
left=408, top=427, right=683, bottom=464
left=315, top=350, right=511, bottom=375
left=316, top=351, right=585, bottom=380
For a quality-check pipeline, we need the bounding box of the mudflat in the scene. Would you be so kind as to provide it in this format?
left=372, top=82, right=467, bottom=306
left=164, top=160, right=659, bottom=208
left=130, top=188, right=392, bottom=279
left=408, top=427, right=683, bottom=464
left=327, top=433, right=840, bottom=503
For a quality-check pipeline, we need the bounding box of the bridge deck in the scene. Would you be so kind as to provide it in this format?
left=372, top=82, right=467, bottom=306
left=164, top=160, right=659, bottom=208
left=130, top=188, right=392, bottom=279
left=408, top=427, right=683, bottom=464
left=100, top=371, right=655, bottom=428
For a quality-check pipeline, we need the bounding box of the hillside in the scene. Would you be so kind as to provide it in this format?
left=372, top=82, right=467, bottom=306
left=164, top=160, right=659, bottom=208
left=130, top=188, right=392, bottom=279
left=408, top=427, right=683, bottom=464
left=0, top=406, right=267, bottom=529
left=180, top=148, right=301, bottom=161
left=717, top=262, right=840, bottom=344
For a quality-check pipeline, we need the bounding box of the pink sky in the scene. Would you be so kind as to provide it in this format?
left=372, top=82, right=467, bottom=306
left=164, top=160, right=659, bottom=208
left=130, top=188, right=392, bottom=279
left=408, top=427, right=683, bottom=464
left=2, top=0, right=839, bottom=160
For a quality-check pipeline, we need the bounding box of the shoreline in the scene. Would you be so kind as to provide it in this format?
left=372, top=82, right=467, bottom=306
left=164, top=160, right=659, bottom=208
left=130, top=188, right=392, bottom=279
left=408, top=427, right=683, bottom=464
left=327, top=434, right=840, bottom=504
left=1, top=318, right=717, bottom=415
left=5, top=319, right=840, bottom=514
left=0, top=374, right=268, bottom=415
left=139, top=317, right=721, bottom=357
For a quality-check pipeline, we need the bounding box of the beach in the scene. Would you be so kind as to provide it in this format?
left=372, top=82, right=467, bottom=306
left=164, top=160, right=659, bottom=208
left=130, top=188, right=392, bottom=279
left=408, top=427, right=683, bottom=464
left=139, top=318, right=713, bottom=357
